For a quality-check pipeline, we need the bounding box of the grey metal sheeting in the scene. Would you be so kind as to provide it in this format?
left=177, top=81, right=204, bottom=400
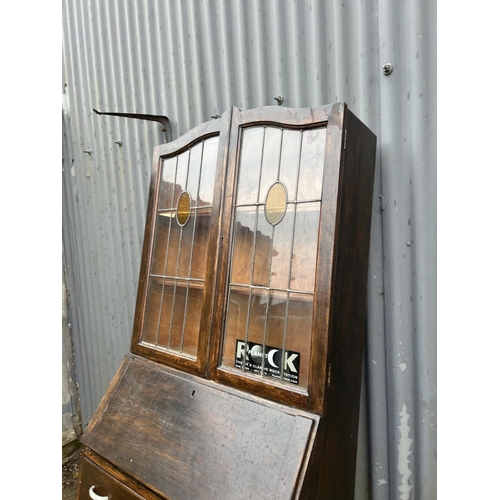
left=62, top=1, right=436, bottom=499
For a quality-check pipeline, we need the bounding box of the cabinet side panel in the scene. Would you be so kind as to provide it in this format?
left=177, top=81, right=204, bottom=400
left=299, top=110, right=376, bottom=499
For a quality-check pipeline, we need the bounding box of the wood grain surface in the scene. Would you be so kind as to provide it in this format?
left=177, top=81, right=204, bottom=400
left=83, top=355, right=318, bottom=500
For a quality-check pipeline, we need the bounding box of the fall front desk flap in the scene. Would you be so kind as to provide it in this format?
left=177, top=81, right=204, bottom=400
left=83, top=356, right=318, bottom=500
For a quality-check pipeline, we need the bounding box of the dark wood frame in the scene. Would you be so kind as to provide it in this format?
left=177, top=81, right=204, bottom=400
left=130, top=109, right=233, bottom=377
left=210, top=103, right=352, bottom=414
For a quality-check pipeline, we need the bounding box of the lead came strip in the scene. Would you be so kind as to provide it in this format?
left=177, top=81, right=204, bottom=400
left=167, top=147, right=192, bottom=349
left=281, top=130, right=303, bottom=381
left=153, top=155, right=179, bottom=346
left=179, top=140, right=206, bottom=354
left=222, top=126, right=266, bottom=373
left=243, top=126, right=267, bottom=373
left=260, top=128, right=284, bottom=375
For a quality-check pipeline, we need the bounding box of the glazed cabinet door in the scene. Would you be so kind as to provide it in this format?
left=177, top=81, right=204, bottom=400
left=209, top=104, right=349, bottom=413
left=131, top=111, right=232, bottom=376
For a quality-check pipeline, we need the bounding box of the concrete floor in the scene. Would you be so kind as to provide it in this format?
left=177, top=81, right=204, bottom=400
left=62, top=442, right=81, bottom=500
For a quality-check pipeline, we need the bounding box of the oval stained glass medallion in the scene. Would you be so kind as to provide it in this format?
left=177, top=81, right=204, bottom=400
left=265, top=181, right=288, bottom=225
left=176, top=191, right=191, bottom=226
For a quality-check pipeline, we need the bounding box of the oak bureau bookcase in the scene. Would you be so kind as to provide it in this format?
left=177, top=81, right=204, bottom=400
left=77, top=103, right=377, bottom=500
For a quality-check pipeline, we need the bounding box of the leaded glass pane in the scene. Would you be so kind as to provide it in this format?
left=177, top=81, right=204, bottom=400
left=141, top=136, right=219, bottom=358
left=222, top=126, right=326, bottom=387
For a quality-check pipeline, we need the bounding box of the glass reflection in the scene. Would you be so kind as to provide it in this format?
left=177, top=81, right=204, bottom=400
left=222, top=125, right=326, bottom=387
left=252, top=207, right=273, bottom=287
left=237, top=127, right=265, bottom=205
left=223, top=286, right=250, bottom=367
left=278, top=130, right=302, bottom=201
left=150, top=214, right=172, bottom=276
left=158, top=157, right=177, bottom=210
left=245, top=289, right=270, bottom=375
left=142, top=279, right=163, bottom=345
left=186, top=142, right=203, bottom=202
left=269, top=207, right=294, bottom=290
left=198, top=136, right=219, bottom=207
left=284, top=293, right=313, bottom=389
left=259, top=127, right=282, bottom=203
left=168, top=282, right=188, bottom=351
left=296, top=128, right=326, bottom=201
left=290, top=203, right=320, bottom=292
left=189, top=208, right=212, bottom=280
left=142, top=135, right=220, bottom=358
left=230, top=207, right=256, bottom=285
left=181, top=286, right=203, bottom=356
left=265, top=290, right=288, bottom=356
left=175, top=208, right=196, bottom=277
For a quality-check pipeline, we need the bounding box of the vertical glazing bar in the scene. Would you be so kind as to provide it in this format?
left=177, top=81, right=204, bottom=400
left=167, top=148, right=192, bottom=349
left=179, top=213, right=195, bottom=352
left=221, top=172, right=243, bottom=365
left=276, top=128, right=284, bottom=180
left=260, top=225, right=275, bottom=375
left=242, top=126, right=267, bottom=372
left=281, top=130, right=304, bottom=380
left=261, top=128, right=283, bottom=374
left=154, top=156, right=179, bottom=346
left=180, top=140, right=205, bottom=352
left=167, top=263, right=179, bottom=348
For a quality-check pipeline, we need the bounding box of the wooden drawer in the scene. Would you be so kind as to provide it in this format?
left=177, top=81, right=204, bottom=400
left=76, top=454, right=162, bottom=500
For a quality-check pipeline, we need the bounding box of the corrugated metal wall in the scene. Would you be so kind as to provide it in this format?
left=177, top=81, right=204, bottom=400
left=61, top=1, right=436, bottom=499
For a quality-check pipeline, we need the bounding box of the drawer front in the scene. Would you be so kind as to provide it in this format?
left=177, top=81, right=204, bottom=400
left=76, top=455, right=159, bottom=500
